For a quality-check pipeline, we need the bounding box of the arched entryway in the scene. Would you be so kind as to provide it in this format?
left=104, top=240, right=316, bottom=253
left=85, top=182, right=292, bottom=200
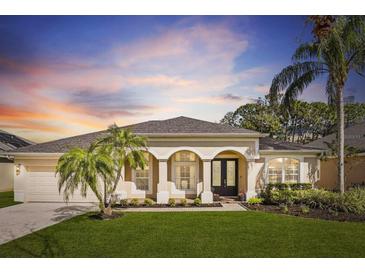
left=211, top=150, right=247, bottom=197
left=167, top=150, right=203, bottom=196
left=123, top=151, right=159, bottom=196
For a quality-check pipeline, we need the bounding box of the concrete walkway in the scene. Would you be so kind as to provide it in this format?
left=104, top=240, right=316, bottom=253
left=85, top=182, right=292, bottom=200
left=116, top=203, right=247, bottom=212
left=0, top=203, right=97, bottom=245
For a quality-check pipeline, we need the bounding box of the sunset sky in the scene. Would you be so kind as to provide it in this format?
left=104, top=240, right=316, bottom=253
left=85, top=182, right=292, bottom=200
left=1, top=16, right=364, bottom=143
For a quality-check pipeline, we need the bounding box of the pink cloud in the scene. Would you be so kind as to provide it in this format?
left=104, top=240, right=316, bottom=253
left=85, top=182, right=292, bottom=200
left=0, top=19, right=269, bottom=142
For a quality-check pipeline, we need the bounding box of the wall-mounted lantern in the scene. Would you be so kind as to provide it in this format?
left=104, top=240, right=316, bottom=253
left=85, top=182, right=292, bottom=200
left=16, top=164, right=21, bottom=176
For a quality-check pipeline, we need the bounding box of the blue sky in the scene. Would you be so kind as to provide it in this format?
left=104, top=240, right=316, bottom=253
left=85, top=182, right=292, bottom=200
left=0, top=16, right=364, bottom=142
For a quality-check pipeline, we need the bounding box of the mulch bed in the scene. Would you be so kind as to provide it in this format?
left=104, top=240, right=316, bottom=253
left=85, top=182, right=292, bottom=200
left=89, top=212, right=124, bottom=220
left=113, top=203, right=223, bottom=209
left=244, top=203, right=365, bottom=222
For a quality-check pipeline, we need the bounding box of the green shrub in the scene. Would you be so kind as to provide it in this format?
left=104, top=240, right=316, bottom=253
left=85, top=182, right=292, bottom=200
left=247, top=197, right=264, bottom=205
left=296, top=189, right=336, bottom=209
left=168, top=198, right=176, bottom=207
left=144, top=198, right=154, bottom=206
left=194, top=197, right=202, bottom=206
left=279, top=204, right=289, bottom=214
left=291, top=183, right=312, bottom=190
left=300, top=205, right=310, bottom=214
left=339, top=187, right=365, bottom=214
left=267, top=182, right=312, bottom=191
left=264, top=185, right=365, bottom=215
left=180, top=198, right=187, bottom=207
left=120, top=199, right=128, bottom=206
left=130, top=198, right=139, bottom=207
left=268, top=189, right=297, bottom=205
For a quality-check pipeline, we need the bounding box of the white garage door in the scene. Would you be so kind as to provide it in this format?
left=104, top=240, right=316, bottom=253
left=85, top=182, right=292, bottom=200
left=27, top=171, right=99, bottom=203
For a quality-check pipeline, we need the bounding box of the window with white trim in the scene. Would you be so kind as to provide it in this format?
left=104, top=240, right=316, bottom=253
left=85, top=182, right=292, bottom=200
left=267, top=158, right=299, bottom=184
left=133, top=153, right=151, bottom=191
left=173, top=151, right=198, bottom=191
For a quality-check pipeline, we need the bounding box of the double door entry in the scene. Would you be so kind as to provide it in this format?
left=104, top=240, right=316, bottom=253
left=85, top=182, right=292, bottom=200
left=211, top=159, right=238, bottom=196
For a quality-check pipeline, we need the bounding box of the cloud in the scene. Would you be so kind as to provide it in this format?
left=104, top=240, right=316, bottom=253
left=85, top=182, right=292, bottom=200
left=221, top=93, right=242, bottom=101
left=254, top=84, right=270, bottom=94
left=0, top=17, right=272, bottom=142
left=69, top=90, right=178, bottom=118
left=174, top=93, right=255, bottom=105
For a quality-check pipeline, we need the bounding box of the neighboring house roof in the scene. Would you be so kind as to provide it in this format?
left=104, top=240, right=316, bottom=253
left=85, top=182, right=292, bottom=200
left=306, top=120, right=365, bottom=153
left=259, top=136, right=319, bottom=151
left=10, top=116, right=264, bottom=153
left=0, top=130, right=34, bottom=151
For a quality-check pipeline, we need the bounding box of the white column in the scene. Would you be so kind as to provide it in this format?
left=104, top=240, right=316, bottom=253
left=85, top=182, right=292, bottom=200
left=157, top=159, right=169, bottom=204
left=246, top=159, right=261, bottom=199
left=121, top=165, right=125, bottom=181
left=201, top=159, right=213, bottom=203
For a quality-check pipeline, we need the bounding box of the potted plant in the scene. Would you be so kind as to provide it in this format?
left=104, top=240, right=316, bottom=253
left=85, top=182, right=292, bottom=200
left=213, top=193, right=220, bottom=201
left=238, top=192, right=246, bottom=202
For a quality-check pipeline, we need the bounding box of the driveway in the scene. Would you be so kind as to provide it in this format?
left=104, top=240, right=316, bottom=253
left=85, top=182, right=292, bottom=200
left=0, top=203, right=97, bottom=245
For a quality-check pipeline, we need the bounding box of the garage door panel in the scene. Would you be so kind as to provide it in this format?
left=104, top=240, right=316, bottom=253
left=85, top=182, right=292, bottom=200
left=27, top=171, right=99, bottom=202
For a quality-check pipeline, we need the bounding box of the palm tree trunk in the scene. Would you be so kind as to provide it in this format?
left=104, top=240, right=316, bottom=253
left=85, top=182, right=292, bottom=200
left=96, top=192, right=105, bottom=212
left=336, top=85, right=345, bottom=193
left=112, top=168, right=122, bottom=193
left=103, top=181, right=107, bottom=204
left=105, top=167, right=123, bottom=211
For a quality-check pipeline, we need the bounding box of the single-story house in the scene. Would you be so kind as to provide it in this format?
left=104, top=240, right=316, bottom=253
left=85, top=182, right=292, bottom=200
left=0, top=130, right=34, bottom=192
left=2, top=116, right=321, bottom=204
left=307, top=120, right=365, bottom=190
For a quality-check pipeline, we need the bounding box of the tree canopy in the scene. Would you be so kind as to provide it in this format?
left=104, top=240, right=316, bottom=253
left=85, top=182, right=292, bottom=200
left=221, top=97, right=365, bottom=144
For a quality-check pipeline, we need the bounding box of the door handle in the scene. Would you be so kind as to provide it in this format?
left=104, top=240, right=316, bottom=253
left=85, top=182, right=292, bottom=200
left=224, top=179, right=227, bottom=187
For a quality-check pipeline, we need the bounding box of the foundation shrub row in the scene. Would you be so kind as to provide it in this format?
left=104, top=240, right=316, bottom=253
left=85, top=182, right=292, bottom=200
left=260, top=186, right=365, bottom=215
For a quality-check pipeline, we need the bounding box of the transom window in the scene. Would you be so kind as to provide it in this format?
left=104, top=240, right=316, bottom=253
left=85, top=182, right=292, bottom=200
left=267, top=158, right=300, bottom=184
left=134, top=152, right=151, bottom=191
left=173, top=151, right=198, bottom=191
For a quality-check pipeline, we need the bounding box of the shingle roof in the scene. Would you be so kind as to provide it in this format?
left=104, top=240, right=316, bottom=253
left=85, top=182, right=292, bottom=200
left=259, top=136, right=319, bottom=151
left=0, top=130, right=34, bottom=151
left=11, top=116, right=262, bottom=153
left=306, top=120, right=365, bottom=153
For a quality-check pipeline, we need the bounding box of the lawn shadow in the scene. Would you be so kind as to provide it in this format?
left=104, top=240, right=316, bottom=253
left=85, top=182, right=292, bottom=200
left=4, top=226, right=65, bottom=258
left=51, top=205, right=95, bottom=222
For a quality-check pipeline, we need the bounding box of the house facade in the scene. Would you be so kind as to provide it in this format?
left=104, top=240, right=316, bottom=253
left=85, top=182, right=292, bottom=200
left=307, top=120, right=365, bottom=190
left=0, top=130, right=34, bottom=192
left=4, top=117, right=321, bottom=204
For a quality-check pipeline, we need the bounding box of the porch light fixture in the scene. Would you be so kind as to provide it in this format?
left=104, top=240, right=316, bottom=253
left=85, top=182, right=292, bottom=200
left=16, top=164, right=21, bottom=176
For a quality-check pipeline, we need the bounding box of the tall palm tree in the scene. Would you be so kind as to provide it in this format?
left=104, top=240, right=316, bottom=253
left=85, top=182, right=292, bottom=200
left=56, top=144, right=114, bottom=212
left=270, top=16, right=365, bottom=193
left=97, top=124, right=148, bottom=206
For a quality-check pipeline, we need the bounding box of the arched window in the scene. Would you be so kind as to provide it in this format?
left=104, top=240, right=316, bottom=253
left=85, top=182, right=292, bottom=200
left=267, top=158, right=300, bottom=184
left=172, top=151, right=199, bottom=192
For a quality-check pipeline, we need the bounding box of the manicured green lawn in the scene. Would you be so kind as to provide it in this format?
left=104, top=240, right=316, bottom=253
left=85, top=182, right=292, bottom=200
left=0, top=191, right=21, bottom=208
left=0, top=211, right=365, bottom=257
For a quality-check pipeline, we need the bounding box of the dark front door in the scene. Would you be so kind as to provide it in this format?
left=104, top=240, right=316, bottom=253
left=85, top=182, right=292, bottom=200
left=211, top=159, right=238, bottom=196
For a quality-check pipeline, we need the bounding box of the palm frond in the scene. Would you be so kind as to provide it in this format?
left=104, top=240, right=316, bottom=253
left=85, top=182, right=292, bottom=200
left=282, top=69, right=320, bottom=107
left=292, top=43, right=319, bottom=62
left=270, top=61, right=327, bottom=103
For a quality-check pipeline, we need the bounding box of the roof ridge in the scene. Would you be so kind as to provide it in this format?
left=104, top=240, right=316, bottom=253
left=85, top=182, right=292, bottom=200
left=166, top=115, right=254, bottom=131
left=10, top=116, right=264, bottom=153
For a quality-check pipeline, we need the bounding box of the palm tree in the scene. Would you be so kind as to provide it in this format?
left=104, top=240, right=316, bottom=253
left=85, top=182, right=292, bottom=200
left=56, top=144, right=114, bottom=213
left=270, top=16, right=365, bottom=193
left=97, top=124, right=148, bottom=207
